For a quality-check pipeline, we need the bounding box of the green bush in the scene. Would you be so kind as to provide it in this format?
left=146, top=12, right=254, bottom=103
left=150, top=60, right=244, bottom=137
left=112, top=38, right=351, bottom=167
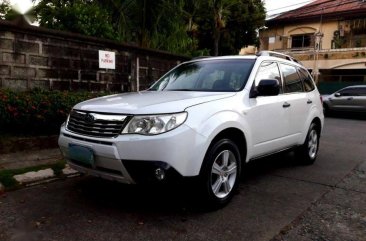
left=0, top=89, right=109, bottom=135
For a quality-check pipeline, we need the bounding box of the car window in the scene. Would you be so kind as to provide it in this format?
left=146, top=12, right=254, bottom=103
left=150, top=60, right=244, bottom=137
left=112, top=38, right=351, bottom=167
left=280, top=63, right=304, bottom=93
left=353, top=87, right=366, bottom=96
left=298, top=68, right=315, bottom=92
left=339, top=87, right=366, bottom=96
left=352, top=87, right=366, bottom=96
left=254, top=61, right=282, bottom=92
left=149, top=59, right=255, bottom=92
left=201, top=70, right=224, bottom=89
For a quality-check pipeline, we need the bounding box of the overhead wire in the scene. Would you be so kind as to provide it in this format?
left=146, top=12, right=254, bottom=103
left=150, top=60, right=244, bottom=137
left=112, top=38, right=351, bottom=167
left=269, top=0, right=366, bottom=19
left=266, top=0, right=314, bottom=13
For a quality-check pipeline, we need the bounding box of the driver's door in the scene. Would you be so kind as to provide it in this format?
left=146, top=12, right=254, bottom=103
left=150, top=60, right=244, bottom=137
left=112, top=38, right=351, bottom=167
left=246, top=61, right=290, bottom=157
left=330, top=88, right=356, bottom=111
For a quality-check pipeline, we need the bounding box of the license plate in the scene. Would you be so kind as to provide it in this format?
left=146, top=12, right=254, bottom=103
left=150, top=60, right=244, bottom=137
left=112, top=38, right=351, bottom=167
left=68, top=144, right=94, bottom=166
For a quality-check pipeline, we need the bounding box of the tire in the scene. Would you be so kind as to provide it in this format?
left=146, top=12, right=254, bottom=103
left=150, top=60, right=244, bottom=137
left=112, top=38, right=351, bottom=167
left=296, top=123, right=319, bottom=165
left=198, top=138, right=242, bottom=209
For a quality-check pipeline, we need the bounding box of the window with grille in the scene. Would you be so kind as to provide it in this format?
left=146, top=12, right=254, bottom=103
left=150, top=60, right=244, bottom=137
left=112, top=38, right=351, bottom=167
left=291, top=34, right=314, bottom=48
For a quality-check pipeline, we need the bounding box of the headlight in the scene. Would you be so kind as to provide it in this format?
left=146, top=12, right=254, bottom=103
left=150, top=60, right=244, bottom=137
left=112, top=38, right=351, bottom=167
left=122, top=112, right=187, bottom=135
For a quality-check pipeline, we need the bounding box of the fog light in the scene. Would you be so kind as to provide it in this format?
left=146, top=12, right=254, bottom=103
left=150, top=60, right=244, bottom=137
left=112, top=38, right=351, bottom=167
left=155, top=168, right=165, bottom=181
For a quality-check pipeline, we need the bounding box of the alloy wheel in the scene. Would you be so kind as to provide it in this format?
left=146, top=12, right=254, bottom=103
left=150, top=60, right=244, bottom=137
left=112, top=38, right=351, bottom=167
left=211, top=150, right=238, bottom=199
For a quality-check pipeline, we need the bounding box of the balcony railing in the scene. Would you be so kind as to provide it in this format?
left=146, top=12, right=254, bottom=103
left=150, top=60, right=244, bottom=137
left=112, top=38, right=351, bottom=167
left=332, top=36, right=366, bottom=49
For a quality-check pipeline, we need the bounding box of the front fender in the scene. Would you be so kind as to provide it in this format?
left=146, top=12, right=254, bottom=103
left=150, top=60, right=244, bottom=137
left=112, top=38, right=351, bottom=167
left=185, top=107, right=253, bottom=163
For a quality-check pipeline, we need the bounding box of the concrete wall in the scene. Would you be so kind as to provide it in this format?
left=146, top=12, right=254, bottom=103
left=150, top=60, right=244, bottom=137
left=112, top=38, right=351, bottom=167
left=0, top=20, right=189, bottom=92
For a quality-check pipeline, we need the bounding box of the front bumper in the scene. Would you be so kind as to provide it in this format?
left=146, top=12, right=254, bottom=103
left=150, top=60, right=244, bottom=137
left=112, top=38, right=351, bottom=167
left=58, top=124, right=208, bottom=184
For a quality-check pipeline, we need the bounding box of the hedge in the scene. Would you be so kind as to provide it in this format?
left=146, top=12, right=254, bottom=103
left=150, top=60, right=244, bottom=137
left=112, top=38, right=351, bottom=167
left=0, top=89, right=110, bottom=135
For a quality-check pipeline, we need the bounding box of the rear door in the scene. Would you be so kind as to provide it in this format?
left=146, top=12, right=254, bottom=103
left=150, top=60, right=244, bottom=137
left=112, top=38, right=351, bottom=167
left=351, top=87, right=366, bottom=111
left=279, top=63, right=308, bottom=143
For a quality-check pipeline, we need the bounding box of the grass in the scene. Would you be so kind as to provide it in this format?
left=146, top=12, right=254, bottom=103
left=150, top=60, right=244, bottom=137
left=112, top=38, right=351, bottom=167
left=0, top=160, right=66, bottom=190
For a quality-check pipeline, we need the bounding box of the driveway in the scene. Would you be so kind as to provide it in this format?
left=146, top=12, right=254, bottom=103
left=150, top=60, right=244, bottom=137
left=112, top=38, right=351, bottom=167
left=0, top=117, right=365, bottom=241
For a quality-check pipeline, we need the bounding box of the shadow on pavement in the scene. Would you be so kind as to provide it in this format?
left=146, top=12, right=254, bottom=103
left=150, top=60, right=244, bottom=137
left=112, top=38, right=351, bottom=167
left=325, top=111, right=366, bottom=120
left=70, top=151, right=301, bottom=213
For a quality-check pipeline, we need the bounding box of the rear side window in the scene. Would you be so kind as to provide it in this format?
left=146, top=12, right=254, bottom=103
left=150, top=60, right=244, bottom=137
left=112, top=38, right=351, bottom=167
left=298, top=68, right=315, bottom=92
left=354, top=87, right=366, bottom=96
left=280, top=63, right=304, bottom=93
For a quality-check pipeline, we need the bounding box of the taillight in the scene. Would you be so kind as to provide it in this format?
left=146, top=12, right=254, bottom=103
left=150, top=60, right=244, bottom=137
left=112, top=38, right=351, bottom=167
left=320, top=95, right=323, bottom=104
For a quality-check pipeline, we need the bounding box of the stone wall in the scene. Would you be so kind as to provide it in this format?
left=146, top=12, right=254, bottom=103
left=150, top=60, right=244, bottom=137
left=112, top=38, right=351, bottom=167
left=0, top=20, right=189, bottom=92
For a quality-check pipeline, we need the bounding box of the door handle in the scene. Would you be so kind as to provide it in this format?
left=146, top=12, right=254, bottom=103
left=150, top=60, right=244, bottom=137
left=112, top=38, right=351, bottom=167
left=283, top=102, right=291, bottom=108
left=307, top=99, right=312, bottom=104
left=347, top=97, right=353, bottom=100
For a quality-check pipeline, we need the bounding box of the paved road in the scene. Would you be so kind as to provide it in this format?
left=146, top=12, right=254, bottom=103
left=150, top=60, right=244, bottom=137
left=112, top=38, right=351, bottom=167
left=0, top=117, right=365, bottom=241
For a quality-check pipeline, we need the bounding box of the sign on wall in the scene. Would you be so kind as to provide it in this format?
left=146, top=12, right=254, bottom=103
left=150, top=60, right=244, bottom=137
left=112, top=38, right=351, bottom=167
left=99, top=50, right=116, bottom=69
left=268, top=36, right=275, bottom=44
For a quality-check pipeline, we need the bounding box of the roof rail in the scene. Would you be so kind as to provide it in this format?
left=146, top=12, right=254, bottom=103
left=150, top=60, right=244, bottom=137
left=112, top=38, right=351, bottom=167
left=256, top=51, right=301, bottom=65
left=192, top=56, right=211, bottom=60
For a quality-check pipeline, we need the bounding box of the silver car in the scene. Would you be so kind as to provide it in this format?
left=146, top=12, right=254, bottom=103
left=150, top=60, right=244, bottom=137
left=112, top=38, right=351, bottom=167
left=323, top=85, right=366, bottom=114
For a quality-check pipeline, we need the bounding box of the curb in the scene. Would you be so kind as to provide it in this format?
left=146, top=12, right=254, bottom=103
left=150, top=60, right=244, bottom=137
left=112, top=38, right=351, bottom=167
left=1, top=164, right=81, bottom=192
left=23, top=165, right=81, bottom=187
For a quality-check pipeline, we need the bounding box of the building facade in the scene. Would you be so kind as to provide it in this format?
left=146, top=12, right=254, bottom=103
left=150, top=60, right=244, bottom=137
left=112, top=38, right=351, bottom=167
left=259, top=0, right=366, bottom=93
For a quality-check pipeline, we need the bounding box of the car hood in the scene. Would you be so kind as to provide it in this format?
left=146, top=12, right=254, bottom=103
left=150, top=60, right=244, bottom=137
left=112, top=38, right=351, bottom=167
left=74, top=91, right=236, bottom=114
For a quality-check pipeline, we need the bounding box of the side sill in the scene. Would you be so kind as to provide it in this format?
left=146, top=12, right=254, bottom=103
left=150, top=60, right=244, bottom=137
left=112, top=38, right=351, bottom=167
left=249, top=145, right=299, bottom=162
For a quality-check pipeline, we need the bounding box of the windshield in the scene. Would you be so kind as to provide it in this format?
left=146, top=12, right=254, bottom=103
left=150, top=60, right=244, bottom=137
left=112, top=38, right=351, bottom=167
left=149, top=59, right=255, bottom=92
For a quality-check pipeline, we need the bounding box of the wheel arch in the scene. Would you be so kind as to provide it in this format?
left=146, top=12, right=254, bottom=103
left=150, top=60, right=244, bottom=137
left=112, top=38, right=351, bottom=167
left=311, top=117, right=322, bottom=137
left=199, top=127, right=247, bottom=176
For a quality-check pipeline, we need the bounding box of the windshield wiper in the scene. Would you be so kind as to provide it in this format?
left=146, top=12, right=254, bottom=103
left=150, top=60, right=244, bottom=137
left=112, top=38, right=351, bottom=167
left=167, top=89, right=196, bottom=91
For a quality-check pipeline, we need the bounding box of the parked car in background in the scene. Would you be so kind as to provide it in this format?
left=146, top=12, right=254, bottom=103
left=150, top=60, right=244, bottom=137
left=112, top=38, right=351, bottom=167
left=323, top=85, right=366, bottom=115
left=59, top=51, right=324, bottom=208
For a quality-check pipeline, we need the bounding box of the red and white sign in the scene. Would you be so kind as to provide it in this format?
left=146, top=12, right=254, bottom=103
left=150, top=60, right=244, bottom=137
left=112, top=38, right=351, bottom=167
left=99, top=50, right=116, bottom=69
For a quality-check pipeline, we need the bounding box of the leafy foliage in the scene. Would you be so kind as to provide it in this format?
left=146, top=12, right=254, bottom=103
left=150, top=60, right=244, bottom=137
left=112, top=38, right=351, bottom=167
left=196, top=0, right=266, bottom=55
left=0, top=0, right=11, bottom=19
left=0, top=89, right=109, bottom=135
left=33, top=0, right=115, bottom=39
left=29, top=0, right=265, bottom=56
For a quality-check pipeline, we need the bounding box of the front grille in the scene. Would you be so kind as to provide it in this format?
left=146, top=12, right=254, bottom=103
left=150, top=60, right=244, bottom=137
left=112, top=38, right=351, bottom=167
left=67, top=110, right=129, bottom=138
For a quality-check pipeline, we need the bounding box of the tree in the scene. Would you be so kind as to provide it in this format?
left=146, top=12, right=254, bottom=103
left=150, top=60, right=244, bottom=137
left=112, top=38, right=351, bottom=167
left=196, top=0, right=265, bottom=56
left=0, top=0, right=11, bottom=20
left=0, top=0, right=37, bottom=24
left=31, top=0, right=265, bottom=56
left=100, top=0, right=194, bottom=54
left=97, top=0, right=137, bottom=43
left=221, top=0, right=266, bottom=55
left=33, top=0, right=115, bottom=39
left=208, top=0, right=236, bottom=56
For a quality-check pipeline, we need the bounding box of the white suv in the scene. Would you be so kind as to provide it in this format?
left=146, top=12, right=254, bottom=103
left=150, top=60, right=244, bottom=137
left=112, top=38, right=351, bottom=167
left=59, top=52, right=324, bottom=207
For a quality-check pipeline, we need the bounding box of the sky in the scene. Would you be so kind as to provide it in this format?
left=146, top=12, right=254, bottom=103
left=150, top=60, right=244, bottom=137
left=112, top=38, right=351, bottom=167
left=7, top=0, right=33, bottom=14
left=264, top=0, right=314, bottom=16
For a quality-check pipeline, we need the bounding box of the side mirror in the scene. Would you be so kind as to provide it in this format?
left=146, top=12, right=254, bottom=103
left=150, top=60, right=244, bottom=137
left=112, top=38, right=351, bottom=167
left=252, top=79, right=280, bottom=97
left=334, top=92, right=341, bottom=97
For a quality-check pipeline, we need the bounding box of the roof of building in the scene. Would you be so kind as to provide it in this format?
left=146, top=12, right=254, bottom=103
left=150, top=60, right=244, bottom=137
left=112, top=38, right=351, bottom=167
left=268, top=0, right=366, bottom=24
